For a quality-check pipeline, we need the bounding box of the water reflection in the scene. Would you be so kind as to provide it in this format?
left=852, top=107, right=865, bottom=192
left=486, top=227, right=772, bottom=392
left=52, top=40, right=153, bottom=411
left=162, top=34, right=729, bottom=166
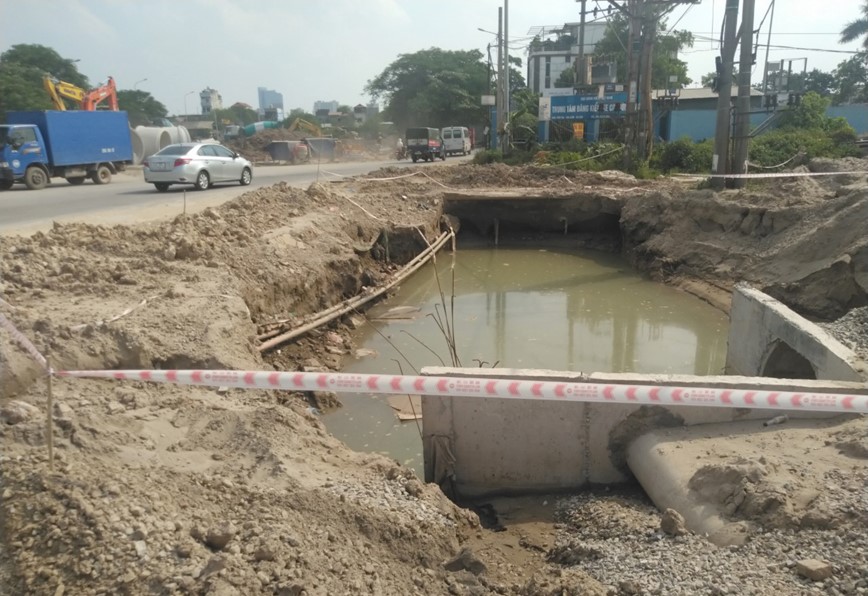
left=323, top=246, right=729, bottom=470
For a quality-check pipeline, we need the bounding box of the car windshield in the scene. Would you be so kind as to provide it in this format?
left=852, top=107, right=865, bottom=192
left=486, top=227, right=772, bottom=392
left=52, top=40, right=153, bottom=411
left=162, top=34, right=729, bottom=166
left=156, top=145, right=193, bottom=156
left=0, top=127, right=7, bottom=148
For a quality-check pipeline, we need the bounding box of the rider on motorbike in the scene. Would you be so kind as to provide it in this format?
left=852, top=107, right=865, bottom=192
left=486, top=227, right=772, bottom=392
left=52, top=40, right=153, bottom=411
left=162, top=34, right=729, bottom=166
left=396, top=137, right=406, bottom=160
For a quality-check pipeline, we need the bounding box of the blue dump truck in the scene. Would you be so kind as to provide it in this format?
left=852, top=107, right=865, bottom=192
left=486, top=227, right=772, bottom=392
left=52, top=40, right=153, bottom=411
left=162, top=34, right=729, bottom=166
left=0, top=110, right=133, bottom=190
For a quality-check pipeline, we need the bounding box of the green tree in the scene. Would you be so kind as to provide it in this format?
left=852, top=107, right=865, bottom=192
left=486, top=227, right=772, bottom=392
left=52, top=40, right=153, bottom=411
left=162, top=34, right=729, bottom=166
left=116, top=89, right=168, bottom=127
left=840, top=1, right=868, bottom=49
left=593, top=13, right=694, bottom=88
left=283, top=108, right=320, bottom=126
left=778, top=91, right=830, bottom=129
left=215, top=104, right=258, bottom=126
left=0, top=44, right=89, bottom=119
left=832, top=53, right=868, bottom=104
left=365, top=48, right=489, bottom=130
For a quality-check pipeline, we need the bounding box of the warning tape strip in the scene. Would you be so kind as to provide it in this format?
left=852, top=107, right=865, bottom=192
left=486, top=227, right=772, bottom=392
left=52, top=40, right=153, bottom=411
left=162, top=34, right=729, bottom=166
left=677, top=171, right=868, bottom=180
left=0, top=312, right=49, bottom=370
left=54, top=369, right=868, bottom=414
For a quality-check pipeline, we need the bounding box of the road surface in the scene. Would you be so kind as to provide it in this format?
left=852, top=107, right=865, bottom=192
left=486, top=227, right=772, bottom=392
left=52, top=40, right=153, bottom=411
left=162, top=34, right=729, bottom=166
left=0, top=156, right=456, bottom=236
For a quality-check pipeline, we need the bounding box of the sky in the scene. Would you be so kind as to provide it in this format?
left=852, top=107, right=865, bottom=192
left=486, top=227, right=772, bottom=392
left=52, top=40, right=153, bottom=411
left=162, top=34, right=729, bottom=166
left=2, top=0, right=865, bottom=116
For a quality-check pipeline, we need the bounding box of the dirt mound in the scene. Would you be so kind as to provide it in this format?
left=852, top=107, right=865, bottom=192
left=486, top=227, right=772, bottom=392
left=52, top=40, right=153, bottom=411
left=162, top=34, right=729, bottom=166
left=620, top=184, right=868, bottom=319
left=224, top=129, right=309, bottom=163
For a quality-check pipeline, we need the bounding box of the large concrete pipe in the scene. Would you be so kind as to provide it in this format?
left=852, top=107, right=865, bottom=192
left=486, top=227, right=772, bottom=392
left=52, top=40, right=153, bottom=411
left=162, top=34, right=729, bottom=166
left=133, top=126, right=192, bottom=163
left=626, top=428, right=751, bottom=546
left=130, top=129, right=145, bottom=165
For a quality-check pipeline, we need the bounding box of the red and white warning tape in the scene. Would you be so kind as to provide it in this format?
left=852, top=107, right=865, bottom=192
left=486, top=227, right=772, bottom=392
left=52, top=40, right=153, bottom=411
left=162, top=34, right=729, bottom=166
left=679, top=171, right=868, bottom=180
left=55, top=369, right=868, bottom=414
left=0, top=312, right=49, bottom=370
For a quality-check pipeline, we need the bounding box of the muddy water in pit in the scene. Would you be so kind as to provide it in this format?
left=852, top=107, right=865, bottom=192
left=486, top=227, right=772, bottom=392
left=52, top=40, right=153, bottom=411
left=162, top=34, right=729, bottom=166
left=323, top=245, right=729, bottom=476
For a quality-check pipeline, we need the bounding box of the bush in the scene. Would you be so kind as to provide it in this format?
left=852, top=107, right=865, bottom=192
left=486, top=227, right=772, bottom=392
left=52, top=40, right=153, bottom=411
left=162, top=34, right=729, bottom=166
left=652, top=137, right=713, bottom=173
left=750, top=128, right=860, bottom=167
left=472, top=150, right=505, bottom=165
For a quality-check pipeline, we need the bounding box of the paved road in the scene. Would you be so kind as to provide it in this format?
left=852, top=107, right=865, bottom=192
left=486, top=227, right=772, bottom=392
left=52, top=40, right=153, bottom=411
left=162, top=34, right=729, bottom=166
left=0, top=156, right=453, bottom=235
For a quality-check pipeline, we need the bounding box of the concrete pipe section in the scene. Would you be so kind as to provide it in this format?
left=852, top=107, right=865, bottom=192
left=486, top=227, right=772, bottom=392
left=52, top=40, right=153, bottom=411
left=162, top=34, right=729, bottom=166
left=131, top=125, right=191, bottom=165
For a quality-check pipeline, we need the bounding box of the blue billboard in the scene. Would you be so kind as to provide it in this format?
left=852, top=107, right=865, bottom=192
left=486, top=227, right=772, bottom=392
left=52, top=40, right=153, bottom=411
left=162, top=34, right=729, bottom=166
left=549, top=92, right=628, bottom=121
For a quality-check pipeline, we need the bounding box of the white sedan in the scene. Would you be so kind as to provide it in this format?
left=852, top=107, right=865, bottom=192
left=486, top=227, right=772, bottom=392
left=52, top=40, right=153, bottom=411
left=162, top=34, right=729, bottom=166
left=143, top=142, right=253, bottom=192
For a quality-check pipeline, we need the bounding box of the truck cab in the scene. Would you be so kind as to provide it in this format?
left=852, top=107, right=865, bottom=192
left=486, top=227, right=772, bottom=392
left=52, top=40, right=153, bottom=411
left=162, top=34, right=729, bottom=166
left=0, top=124, right=46, bottom=190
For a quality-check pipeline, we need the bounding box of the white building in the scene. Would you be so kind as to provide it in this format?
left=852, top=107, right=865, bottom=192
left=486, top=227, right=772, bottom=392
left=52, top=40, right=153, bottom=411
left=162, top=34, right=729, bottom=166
left=200, top=87, right=223, bottom=114
left=526, top=22, right=609, bottom=97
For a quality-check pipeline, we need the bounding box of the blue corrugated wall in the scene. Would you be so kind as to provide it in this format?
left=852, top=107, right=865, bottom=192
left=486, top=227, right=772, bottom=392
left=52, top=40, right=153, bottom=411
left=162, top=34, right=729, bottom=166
left=657, top=104, right=868, bottom=141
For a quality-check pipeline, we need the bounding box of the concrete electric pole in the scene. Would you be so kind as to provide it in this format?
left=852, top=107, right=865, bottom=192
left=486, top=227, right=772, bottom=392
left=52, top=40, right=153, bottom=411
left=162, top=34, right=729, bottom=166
left=502, top=0, right=510, bottom=153
left=731, top=0, right=756, bottom=188
left=712, top=0, right=740, bottom=189
left=496, top=7, right=503, bottom=152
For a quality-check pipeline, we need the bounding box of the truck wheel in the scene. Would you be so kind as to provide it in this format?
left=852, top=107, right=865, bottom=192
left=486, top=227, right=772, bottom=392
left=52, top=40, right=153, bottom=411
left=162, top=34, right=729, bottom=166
left=67, top=177, right=86, bottom=185
left=91, top=165, right=112, bottom=185
left=154, top=183, right=170, bottom=192
left=24, top=167, right=48, bottom=190
left=195, top=170, right=210, bottom=191
left=412, top=156, right=418, bottom=163
left=0, top=180, right=13, bottom=191
left=239, top=167, right=252, bottom=186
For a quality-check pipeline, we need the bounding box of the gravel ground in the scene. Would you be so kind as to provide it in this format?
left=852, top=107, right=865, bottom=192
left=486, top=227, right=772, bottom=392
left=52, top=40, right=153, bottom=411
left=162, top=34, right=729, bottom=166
left=551, top=486, right=868, bottom=596
left=820, top=306, right=868, bottom=363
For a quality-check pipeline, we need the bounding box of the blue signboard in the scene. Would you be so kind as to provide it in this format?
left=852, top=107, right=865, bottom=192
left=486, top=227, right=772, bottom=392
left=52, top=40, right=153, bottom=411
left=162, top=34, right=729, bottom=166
left=549, top=92, right=628, bottom=121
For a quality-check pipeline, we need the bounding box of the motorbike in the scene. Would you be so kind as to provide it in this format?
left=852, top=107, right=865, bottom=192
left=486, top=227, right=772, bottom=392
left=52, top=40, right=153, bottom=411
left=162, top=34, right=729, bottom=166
left=396, top=145, right=408, bottom=160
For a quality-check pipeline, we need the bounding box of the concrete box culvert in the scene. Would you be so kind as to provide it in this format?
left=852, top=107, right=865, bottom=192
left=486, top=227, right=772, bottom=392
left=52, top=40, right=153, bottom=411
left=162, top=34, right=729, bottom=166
left=420, top=366, right=862, bottom=499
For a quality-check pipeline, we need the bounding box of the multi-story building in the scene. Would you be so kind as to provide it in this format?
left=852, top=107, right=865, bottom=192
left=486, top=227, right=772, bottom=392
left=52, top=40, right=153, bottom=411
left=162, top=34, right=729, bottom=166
left=258, top=87, right=284, bottom=113
left=199, top=87, right=223, bottom=114
left=314, top=100, right=339, bottom=114
left=526, top=22, right=608, bottom=97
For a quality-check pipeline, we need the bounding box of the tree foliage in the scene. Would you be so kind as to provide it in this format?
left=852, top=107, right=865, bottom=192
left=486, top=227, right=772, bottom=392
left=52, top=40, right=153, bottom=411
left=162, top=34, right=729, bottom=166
left=215, top=104, right=258, bottom=126
left=0, top=44, right=90, bottom=120
left=365, top=48, right=489, bottom=130
left=116, top=90, right=168, bottom=127
left=593, top=13, right=694, bottom=88
left=840, top=1, right=868, bottom=50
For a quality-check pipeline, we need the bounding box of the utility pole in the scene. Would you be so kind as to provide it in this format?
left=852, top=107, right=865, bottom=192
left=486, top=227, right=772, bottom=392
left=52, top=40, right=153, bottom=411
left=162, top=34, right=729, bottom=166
left=638, top=1, right=656, bottom=161
left=496, top=7, right=503, bottom=151
left=732, top=0, right=756, bottom=188
left=712, top=0, right=740, bottom=189
left=624, top=0, right=641, bottom=169
left=502, top=0, right=510, bottom=153
left=576, top=0, right=587, bottom=86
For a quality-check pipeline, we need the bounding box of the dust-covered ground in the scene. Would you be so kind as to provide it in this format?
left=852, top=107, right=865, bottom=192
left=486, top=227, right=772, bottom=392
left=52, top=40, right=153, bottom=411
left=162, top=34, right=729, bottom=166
left=1, top=161, right=866, bottom=595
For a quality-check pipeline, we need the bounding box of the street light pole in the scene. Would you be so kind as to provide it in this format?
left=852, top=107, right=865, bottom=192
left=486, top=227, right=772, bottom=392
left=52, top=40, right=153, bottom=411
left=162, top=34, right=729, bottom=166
left=134, top=78, right=148, bottom=90
left=184, top=90, right=196, bottom=118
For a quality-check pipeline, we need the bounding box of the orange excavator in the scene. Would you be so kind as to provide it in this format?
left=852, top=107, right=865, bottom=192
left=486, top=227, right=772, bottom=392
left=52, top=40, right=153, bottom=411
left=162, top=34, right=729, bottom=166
left=43, top=75, right=119, bottom=111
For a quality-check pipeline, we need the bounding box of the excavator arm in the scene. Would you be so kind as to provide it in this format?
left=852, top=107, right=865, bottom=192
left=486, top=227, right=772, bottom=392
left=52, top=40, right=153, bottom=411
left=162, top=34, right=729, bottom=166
left=43, top=75, right=119, bottom=111
left=43, top=75, right=86, bottom=111
left=82, top=77, right=118, bottom=111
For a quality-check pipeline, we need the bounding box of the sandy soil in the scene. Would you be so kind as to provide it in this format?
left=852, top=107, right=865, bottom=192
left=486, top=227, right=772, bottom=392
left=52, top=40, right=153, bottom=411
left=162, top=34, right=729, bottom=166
left=1, top=161, right=866, bottom=594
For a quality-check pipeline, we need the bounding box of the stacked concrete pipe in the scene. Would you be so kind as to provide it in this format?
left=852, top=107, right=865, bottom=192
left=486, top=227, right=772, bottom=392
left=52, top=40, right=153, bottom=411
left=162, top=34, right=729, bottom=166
left=131, top=126, right=191, bottom=164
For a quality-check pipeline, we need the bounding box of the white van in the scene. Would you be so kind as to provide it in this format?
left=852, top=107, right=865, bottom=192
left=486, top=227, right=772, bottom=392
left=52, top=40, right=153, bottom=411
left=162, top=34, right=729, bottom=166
left=441, top=126, right=472, bottom=156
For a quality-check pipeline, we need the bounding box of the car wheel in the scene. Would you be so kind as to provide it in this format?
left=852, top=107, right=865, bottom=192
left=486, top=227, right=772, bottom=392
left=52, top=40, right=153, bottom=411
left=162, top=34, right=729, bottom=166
left=91, top=165, right=112, bottom=185
left=67, top=176, right=86, bottom=185
left=0, top=179, right=13, bottom=191
left=195, top=170, right=210, bottom=191
left=154, top=183, right=170, bottom=192
left=24, top=167, right=48, bottom=190
left=239, top=167, right=252, bottom=186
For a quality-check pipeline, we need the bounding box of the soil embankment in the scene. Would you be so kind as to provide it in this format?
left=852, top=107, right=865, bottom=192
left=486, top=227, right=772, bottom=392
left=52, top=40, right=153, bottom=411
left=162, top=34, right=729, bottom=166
left=1, top=162, right=866, bottom=594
